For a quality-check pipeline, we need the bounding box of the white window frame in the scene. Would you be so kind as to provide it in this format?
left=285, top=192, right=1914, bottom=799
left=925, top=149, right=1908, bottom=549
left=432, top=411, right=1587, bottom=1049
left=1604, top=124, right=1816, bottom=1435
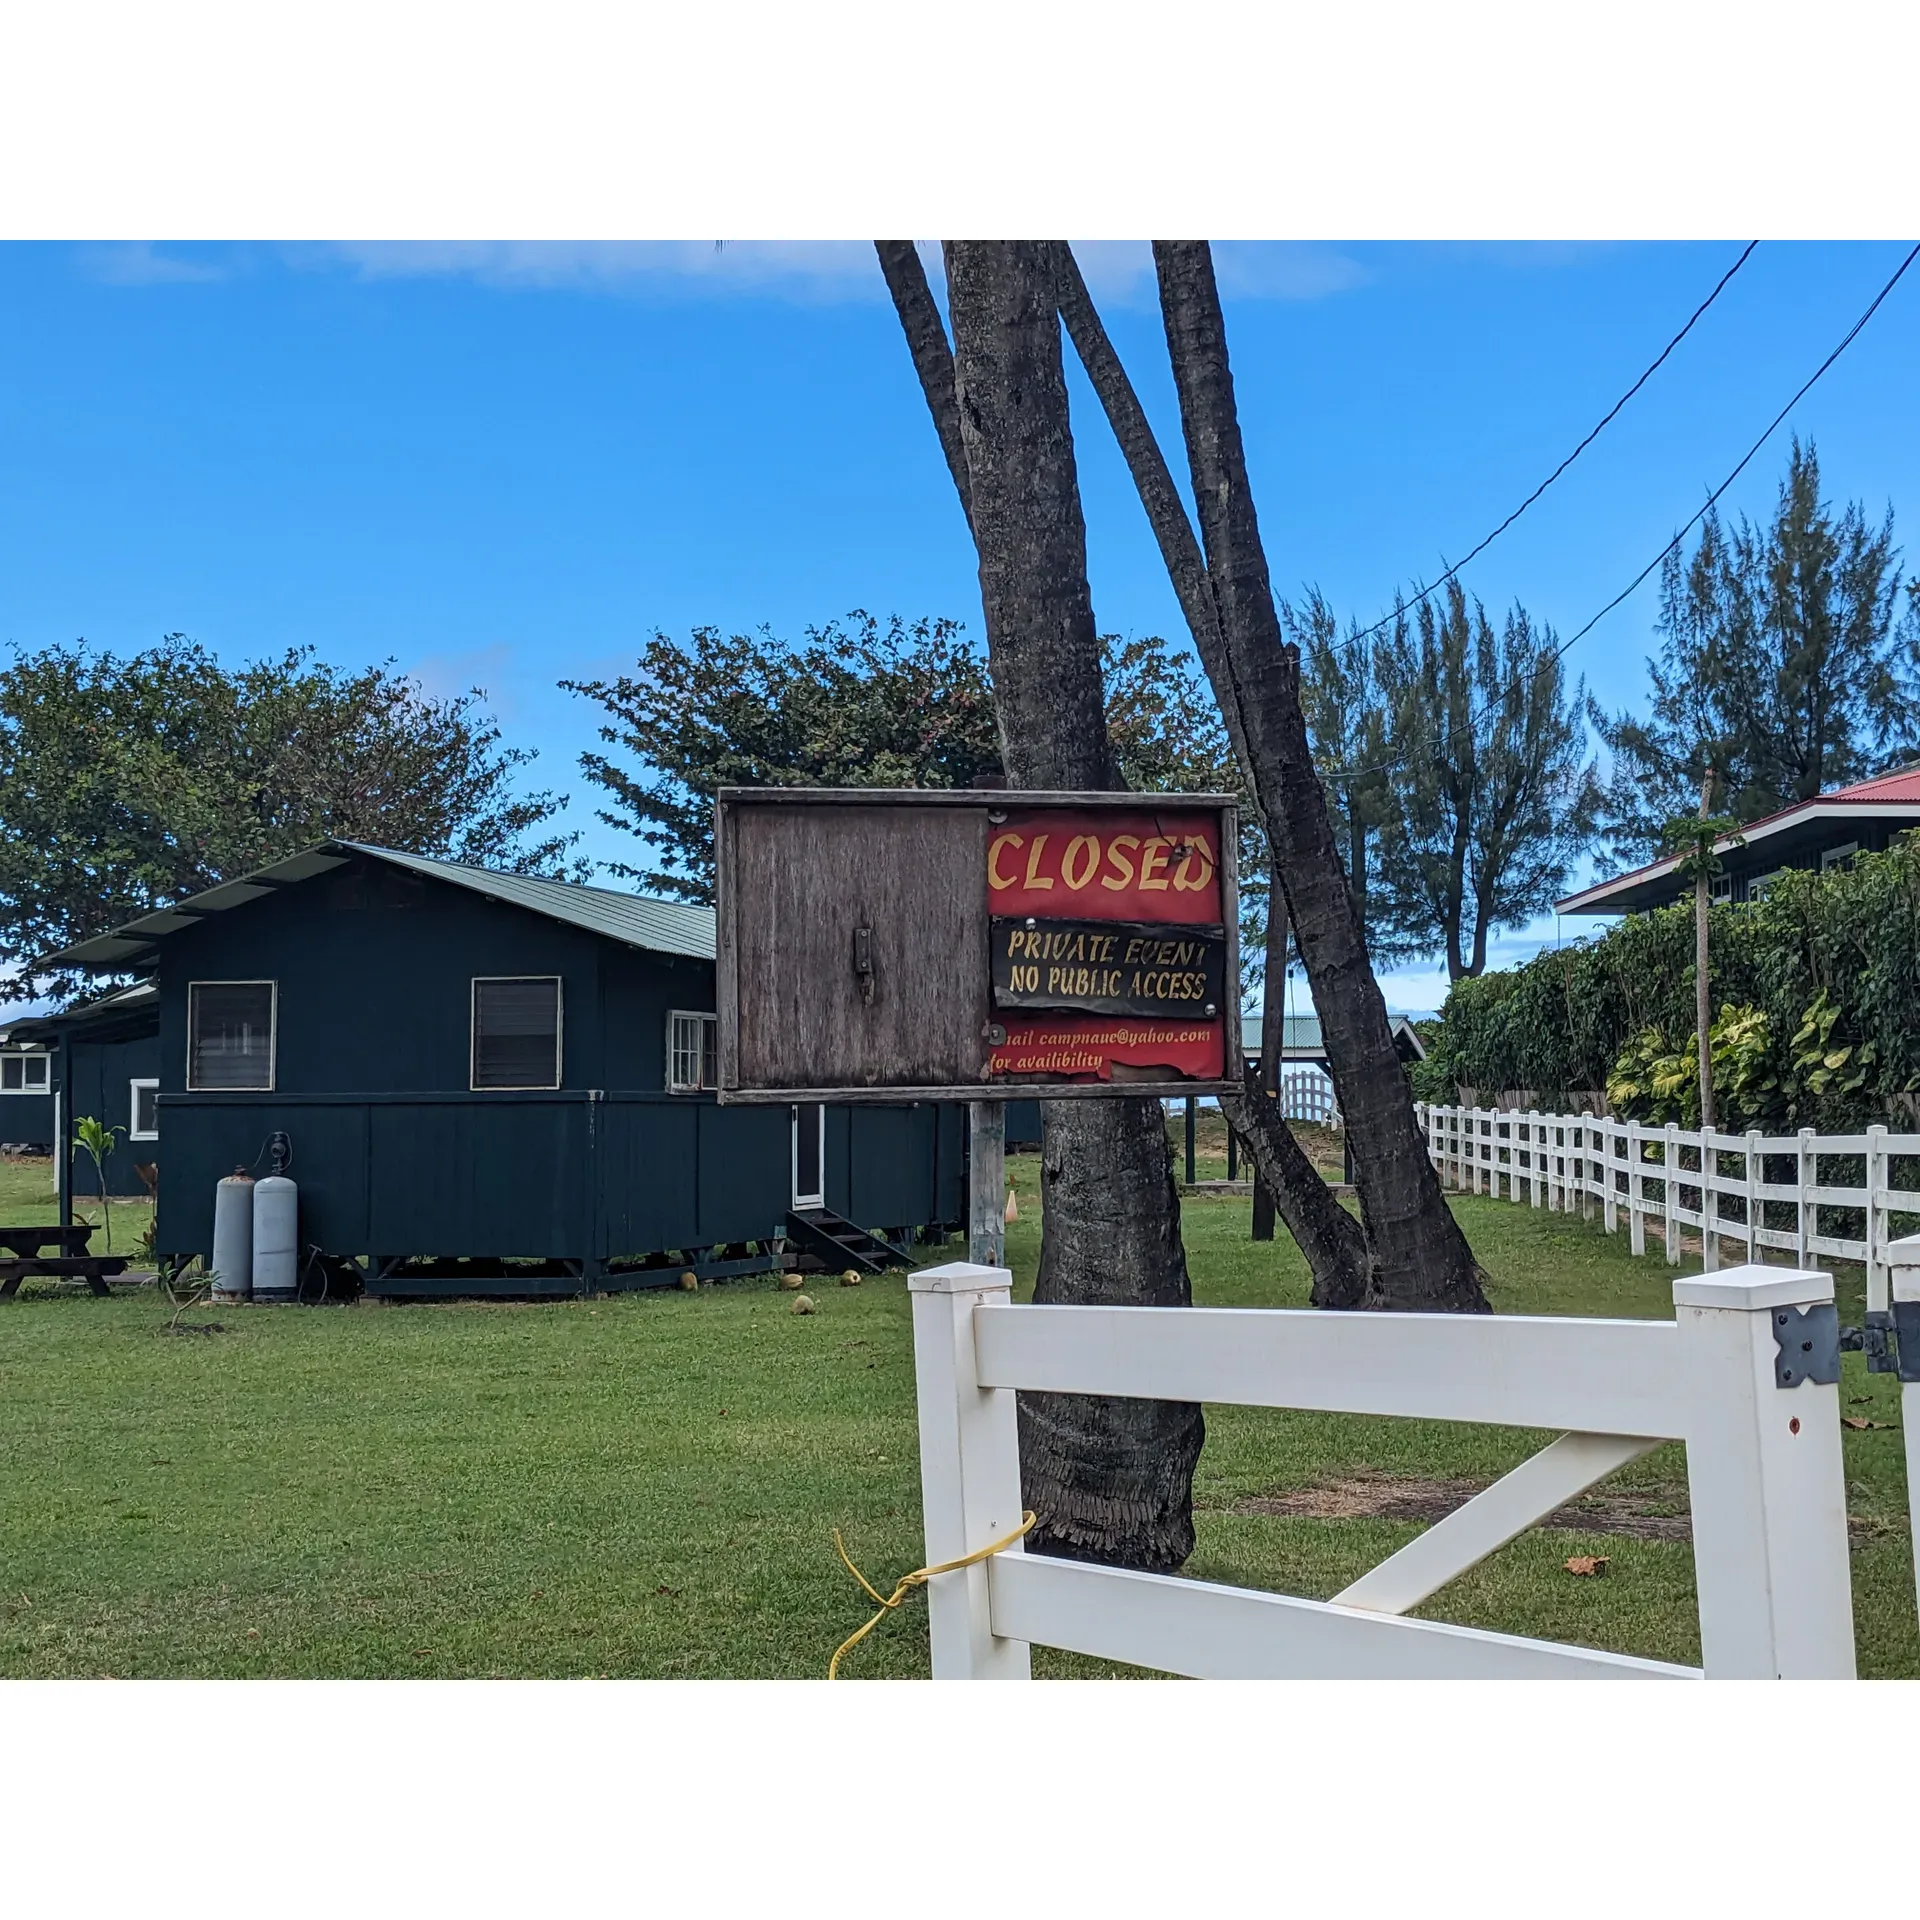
left=1709, top=872, right=1734, bottom=905
left=666, top=1009, right=718, bottom=1094
left=129, top=1078, right=160, bottom=1140
left=469, top=975, right=564, bottom=1092
left=186, top=980, right=278, bottom=1092
left=1820, top=841, right=1859, bottom=872
left=0, top=1050, right=50, bottom=1094
left=1745, top=870, right=1786, bottom=902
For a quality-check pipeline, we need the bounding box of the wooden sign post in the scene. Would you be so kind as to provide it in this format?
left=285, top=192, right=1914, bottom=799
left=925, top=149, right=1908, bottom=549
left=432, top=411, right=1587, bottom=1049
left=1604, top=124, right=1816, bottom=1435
left=714, top=788, right=1240, bottom=1262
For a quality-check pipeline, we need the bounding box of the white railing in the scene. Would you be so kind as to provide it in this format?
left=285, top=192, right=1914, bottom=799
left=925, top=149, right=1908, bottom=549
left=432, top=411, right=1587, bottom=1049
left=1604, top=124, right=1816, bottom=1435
left=908, top=1260, right=1857, bottom=1679
left=1416, top=1101, right=1920, bottom=1303
left=1280, top=1069, right=1339, bottom=1127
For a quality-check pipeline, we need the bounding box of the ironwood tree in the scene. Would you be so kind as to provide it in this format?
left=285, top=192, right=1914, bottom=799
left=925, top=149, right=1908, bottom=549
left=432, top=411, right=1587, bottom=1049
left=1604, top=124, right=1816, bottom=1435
left=1369, top=583, right=1598, bottom=982
left=0, top=636, right=579, bottom=1001
left=1593, top=438, right=1917, bottom=866
left=879, top=238, right=1205, bottom=1569
left=1060, top=239, right=1485, bottom=1312
left=1285, top=589, right=1391, bottom=950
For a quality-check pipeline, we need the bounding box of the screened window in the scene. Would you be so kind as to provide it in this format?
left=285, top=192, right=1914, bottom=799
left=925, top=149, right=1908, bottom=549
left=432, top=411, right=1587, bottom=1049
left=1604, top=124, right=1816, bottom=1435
left=1, top=1052, right=50, bottom=1093
left=1746, top=870, right=1786, bottom=902
left=472, top=977, right=562, bottom=1090
left=1820, top=841, right=1859, bottom=872
left=667, top=1011, right=717, bottom=1093
left=130, top=1079, right=160, bottom=1140
left=187, top=983, right=276, bottom=1090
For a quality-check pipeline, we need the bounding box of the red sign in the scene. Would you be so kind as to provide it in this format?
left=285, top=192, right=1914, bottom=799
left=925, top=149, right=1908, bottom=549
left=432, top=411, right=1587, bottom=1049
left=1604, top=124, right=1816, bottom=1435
left=986, top=806, right=1229, bottom=1085
left=988, top=1013, right=1226, bottom=1084
left=986, top=809, right=1222, bottom=926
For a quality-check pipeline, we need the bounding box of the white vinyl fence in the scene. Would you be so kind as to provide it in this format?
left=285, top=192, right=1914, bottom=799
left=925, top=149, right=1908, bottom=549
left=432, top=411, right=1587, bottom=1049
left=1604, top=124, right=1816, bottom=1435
left=908, top=1260, right=1858, bottom=1679
left=1416, top=1102, right=1920, bottom=1299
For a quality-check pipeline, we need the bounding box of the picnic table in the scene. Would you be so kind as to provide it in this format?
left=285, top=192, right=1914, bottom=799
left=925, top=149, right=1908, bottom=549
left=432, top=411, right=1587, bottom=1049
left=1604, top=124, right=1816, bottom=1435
left=0, top=1223, right=130, bottom=1298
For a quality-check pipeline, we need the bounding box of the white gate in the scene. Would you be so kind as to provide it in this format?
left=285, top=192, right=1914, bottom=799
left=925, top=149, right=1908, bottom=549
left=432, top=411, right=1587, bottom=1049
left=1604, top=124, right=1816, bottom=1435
left=907, top=1260, right=1858, bottom=1678
left=1280, top=1069, right=1338, bottom=1127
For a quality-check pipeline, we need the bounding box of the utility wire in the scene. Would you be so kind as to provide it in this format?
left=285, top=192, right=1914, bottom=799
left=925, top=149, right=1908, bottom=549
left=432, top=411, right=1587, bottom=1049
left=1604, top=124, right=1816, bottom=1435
left=1326, top=241, right=1759, bottom=660
left=1326, top=240, right=1920, bottom=784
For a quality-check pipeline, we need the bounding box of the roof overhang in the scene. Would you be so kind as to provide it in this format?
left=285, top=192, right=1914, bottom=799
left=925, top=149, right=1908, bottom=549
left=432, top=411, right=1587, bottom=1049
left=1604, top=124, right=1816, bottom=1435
left=37, top=848, right=355, bottom=972
left=1557, top=799, right=1920, bottom=915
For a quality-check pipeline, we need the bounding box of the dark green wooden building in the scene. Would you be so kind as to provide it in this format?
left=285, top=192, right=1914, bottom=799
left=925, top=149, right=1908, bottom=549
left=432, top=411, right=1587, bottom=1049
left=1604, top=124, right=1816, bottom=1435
left=8, top=980, right=164, bottom=1204
left=44, top=842, right=965, bottom=1296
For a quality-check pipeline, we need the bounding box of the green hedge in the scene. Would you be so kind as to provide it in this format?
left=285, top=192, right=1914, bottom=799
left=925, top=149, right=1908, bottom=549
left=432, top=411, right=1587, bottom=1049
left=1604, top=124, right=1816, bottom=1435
left=1418, top=835, right=1920, bottom=1131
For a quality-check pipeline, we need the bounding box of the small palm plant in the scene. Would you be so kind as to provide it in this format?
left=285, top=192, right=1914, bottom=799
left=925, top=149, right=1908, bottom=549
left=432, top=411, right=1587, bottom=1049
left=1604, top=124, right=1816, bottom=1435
left=72, top=1115, right=126, bottom=1250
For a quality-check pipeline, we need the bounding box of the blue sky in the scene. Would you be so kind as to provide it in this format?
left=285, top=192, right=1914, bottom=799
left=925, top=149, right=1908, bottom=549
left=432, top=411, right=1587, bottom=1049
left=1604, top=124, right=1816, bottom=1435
left=4, top=238, right=1918, bottom=1011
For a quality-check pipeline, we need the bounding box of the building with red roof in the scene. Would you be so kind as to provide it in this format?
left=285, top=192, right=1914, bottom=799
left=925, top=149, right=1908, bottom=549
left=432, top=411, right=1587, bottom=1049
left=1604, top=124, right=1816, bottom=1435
left=1556, top=765, right=1920, bottom=917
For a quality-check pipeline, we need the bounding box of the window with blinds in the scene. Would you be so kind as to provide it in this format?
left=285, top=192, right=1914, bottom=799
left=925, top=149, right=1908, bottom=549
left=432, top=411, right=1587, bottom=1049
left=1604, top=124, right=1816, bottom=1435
left=471, top=977, right=563, bottom=1090
left=667, top=1011, right=717, bottom=1092
left=187, top=982, right=277, bottom=1090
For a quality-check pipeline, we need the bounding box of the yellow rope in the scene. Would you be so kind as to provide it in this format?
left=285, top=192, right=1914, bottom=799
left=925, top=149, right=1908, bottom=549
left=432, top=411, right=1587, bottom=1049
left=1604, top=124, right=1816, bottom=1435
left=828, top=1511, right=1037, bottom=1679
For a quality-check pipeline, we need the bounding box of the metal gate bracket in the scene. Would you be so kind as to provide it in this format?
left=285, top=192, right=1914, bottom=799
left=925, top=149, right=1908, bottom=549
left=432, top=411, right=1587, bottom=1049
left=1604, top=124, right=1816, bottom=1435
left=1895, top=1300, right=1920, bottom=1385
left=1773, top=1302, right=1840, bottom=1388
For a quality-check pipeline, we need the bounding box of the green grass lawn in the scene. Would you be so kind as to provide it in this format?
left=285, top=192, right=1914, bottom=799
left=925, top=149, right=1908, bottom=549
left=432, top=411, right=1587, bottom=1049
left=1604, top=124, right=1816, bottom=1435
left=0, top=1156, right=152, bottom=1253
left=2, top=1149, right=1913, bottom=1678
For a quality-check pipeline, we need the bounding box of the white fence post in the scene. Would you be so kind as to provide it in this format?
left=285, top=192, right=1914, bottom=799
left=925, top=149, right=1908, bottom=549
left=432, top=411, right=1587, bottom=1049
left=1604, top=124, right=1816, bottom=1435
left=1701, top=1128, right=1721, bottom=1273
left=1673, top=1265, right=1856, bottom=1678
left=1603, top=1118, right=1620, bottom=1235
left=1796, top=1127, right=1815, bottom=1266
left=1664, top=1123, right=1681, bottom=1264
left=1866, top=1124, right=1889, bottom=1311
left=1745, top=1129, right=1763, bottom=1262
left=1885, top=1234, right=1920, bottom=1620
left=908, top=1261, right=1031, bottom=1680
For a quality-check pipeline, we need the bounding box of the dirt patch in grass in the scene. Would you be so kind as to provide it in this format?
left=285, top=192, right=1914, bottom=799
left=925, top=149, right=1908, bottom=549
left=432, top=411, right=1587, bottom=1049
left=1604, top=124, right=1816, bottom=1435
left=1222, top=1468, right=1904, bottom=1548
left=1221, top=1469, right=1695, bottom=1542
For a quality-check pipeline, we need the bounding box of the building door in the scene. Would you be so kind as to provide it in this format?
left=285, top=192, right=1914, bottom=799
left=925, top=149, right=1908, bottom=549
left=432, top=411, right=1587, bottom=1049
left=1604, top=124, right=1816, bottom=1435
left=791, top=1103, right=826, bottom=1209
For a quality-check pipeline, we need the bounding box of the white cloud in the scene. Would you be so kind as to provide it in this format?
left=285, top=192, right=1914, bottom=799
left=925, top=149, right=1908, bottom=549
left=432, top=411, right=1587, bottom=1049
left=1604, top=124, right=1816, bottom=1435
left=314, top=240, right=891, bottom=303
left=298, top=238, right=1370, bottom=308
left=405, top=642, right=522, bottom=716
left=79, top=242, right=225, bottom=285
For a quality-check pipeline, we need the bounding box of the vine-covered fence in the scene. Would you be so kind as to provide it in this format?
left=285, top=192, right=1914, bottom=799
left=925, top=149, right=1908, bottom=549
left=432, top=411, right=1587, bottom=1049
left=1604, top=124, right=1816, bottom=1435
left=1417, top=1101, right=1920, bottom=1293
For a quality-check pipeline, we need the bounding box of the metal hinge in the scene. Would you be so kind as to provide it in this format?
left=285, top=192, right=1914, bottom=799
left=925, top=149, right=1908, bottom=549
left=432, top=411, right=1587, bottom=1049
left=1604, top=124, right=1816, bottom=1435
left=1838, top=1305, right=1920, bottom=1384
left=1774, top=1302, right=1841, bottom=1388
left=1893, top=1301, right=1920, bottom=1385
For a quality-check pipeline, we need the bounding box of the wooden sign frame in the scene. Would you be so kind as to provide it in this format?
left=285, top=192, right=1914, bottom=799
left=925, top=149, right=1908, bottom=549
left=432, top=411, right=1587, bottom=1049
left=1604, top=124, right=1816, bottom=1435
left=714, top=788, right=1241, bottom=1105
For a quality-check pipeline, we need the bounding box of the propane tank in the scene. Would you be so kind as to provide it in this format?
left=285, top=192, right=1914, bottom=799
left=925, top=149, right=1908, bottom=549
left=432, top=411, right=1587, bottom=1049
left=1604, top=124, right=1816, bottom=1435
left=252, top=1174, right=299, bottom=1301
left=211, top=1168, right=254, bottom=1301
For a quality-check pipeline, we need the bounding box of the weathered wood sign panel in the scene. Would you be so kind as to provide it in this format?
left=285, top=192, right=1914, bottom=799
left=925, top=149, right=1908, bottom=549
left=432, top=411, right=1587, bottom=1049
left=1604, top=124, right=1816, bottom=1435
left=715, top=789, right=1238, bottom=1104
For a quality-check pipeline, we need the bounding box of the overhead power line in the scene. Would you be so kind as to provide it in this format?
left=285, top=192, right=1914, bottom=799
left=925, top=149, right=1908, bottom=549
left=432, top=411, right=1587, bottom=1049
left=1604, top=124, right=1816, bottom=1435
left=1326, top=240, right=1920, bottom=785
left=1327, top=241, right=1759, bottom=659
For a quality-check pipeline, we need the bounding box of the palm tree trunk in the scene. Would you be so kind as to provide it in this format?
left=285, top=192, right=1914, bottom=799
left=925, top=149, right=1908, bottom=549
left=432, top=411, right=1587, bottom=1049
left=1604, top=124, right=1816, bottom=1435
left=1250, top=866, right=1286, bottom=1240
left=939, top=240, right=1203, bottom=1570
left=1225, top=1076, right=1370, bottom=1305
left=1151, top=241, right=1486, bottom=1313
left=1051, top=244, right=1421, bottom=1305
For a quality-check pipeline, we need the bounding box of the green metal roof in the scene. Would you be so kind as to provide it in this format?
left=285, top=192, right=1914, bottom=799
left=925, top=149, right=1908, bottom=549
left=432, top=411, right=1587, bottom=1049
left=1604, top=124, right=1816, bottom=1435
left=340, top=845, right=715, bottom=961
left=1241, top=1011, right=1426, bottom=1061
left=39, top=841, right=716, bottom=973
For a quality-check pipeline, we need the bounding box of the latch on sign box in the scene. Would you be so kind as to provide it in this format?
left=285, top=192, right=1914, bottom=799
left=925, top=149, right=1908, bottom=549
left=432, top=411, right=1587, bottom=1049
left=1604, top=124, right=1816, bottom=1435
left=852, top=925, right=875, bottom=1005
